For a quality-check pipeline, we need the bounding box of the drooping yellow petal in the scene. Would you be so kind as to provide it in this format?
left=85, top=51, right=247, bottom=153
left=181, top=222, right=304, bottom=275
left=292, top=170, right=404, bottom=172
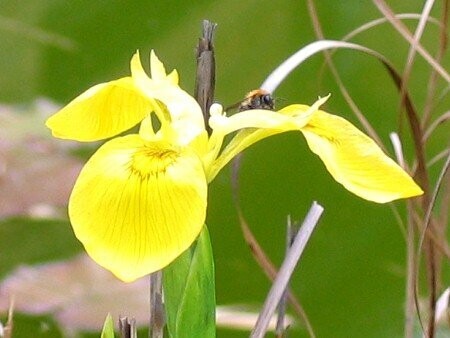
left=300, top=110, right=423, bottom=203
left=46, top=77, right=154, bottom=142
left=69, top=135, right=207, bottom=282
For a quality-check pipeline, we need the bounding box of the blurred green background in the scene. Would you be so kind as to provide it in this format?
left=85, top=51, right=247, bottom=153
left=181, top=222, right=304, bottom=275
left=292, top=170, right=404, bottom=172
left=1, top=1, right=449, bottom=337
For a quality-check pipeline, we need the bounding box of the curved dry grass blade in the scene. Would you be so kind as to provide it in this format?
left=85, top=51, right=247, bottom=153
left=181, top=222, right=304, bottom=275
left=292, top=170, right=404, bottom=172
left=390, top=131, right=416, bottom=338
left=423, top=111, right=450, bottom=142
left=388, top=203, right=408, bottom=240
left=318, top=13, right=443, bottom=80
left=312, top=9, right=443, bottom=150
left=411, top=209, right=450, bottom=259
left=416, top=151, right=450, bottom=337
left=405, top=201, right=417, bottom=338
left=398, top=0, right=435, bottom=114
left=261, top=40, right=387, bottom=93
left=388, top=132, right=409, bottom=237
left=342, top=14, right=443, bottom=42
left=428, top=148, right=450, bottom=168
left=390, top=132, right=407, bottom=169
left=388, top=132, right=408, bottom=239
left=437, top=153, right=450, bottom=232
left=372, top=0, right=450, bottom=83
left=250, top=203, right=324, bottom=338
left=260, top=39, right=428, bottom=193
left=423, top=0, right=449, bottom=127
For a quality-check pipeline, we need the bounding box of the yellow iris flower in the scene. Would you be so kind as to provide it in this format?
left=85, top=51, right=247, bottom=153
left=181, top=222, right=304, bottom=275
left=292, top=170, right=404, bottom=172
left=46, top=51, right=423, bottom=282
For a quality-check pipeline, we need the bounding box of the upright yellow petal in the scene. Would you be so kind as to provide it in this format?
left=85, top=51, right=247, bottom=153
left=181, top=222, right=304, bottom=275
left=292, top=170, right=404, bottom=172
left=130, top=51, right=205, bottom=146
left=46, top=77, right=154, bottom=142
left=300, top=110, right=423, bottom=203
left=149, top=50, right=178, bottom=84
left=130, top=51, right=150, bottom=85
left=69, top=135, right=207, bottom=282
left=166, top=69, right=179, bottom=85
left=150, top=50, right=169, bottom=81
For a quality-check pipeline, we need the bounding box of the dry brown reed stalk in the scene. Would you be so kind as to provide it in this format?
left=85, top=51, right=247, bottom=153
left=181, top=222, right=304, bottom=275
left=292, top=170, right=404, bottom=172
left=119, top=316, right=137, bottom=338
left=373, top=0, right=450, bottom=82
left=230, top=2, right=449, bottom=337
left=421, top=0, right=448, bottom=128
left=305, top=1, right=450, bottom=337
left=194, top=20, right=217, bottom=134
left=371, top=2, right=448, bottom=336
left=417, top=153, right=450, bottom=337
left=149, top=271, right=164, bottom=338
left=390, top=132, right=417, bottom=338
left=397, top=0, right=435, bottom=116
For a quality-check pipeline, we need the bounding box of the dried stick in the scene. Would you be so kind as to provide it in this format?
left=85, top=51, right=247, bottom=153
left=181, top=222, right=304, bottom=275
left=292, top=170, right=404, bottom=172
left=119, top=316, right=137, bottom=338
left=251, top=202, right=324, bottom=338
left=150, top=272, right=164, bottom=338
left=194, top=20, right=217, bottom=134
left=275, top=217, right=296, bottom=337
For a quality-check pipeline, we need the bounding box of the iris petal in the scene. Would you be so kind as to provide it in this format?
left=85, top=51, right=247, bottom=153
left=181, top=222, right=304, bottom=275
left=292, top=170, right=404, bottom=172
left=150, top=50, right=170, bottom=82
left=46, top=77, right=153, bottom=142
left=300, top=110, right=423, bottom=203
left=207, top=101, right=324, bottom=182
left=130, top=51, right=205, bottom=146
left=69, top=135, right=207, bottom=281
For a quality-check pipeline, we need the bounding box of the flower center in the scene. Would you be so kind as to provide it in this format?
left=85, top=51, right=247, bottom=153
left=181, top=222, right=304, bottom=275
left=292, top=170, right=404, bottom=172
left=131, top=142, right=179, bottom=178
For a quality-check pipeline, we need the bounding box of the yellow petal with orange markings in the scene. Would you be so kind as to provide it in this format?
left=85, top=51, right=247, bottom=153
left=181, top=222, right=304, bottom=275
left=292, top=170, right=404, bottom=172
left=46, top=77, right=153, bottom=142
left=300, top=110, right=423, bottom=203
left=69, top=134, right=207, bottom=282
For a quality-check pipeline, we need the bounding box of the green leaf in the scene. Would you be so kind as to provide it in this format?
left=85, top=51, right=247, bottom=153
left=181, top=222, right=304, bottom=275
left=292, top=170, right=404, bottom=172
left=100, top=313, right=114, bottom=338
left=163, top=226, right=216, bottom=338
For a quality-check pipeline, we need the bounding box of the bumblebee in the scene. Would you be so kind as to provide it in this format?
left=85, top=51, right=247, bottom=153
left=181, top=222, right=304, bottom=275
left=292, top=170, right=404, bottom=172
left=238, top=89, right=275, bottom=112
